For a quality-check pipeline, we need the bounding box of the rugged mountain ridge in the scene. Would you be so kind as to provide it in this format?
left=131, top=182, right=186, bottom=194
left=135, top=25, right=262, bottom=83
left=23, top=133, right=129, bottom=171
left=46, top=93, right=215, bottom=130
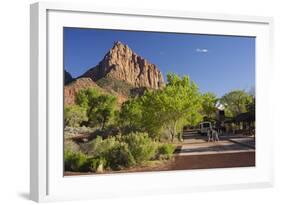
left=82, top=41, right=165, bottom=89
left=64, top=41, right=165, bottom=106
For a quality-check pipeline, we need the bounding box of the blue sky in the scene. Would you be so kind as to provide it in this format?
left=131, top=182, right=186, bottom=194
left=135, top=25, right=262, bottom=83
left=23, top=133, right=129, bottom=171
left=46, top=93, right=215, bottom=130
left=64, top=27, right=255, bottom=97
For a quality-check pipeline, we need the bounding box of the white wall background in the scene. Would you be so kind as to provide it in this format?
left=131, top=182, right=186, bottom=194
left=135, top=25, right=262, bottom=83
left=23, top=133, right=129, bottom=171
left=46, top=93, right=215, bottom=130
left=0, top=0, right=280, bottom=204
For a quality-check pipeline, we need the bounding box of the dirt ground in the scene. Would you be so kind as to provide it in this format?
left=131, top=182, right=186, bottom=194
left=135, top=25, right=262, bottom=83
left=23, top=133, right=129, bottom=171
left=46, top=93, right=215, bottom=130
left=170, top=151, right=255, bottom=170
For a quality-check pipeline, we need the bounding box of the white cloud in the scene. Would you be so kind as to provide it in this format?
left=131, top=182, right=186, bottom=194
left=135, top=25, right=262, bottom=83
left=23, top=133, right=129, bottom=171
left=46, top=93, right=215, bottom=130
left=196, top=48, right=208, bottom=53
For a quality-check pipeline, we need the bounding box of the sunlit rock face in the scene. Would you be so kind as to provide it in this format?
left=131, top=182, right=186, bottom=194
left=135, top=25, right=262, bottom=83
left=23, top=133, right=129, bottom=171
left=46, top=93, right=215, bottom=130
left=82, top=41, right=165, bottom=89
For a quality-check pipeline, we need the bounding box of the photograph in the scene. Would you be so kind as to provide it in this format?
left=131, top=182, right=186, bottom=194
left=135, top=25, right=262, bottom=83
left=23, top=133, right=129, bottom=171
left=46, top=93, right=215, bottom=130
left=63, top=27, right=256, bottom=176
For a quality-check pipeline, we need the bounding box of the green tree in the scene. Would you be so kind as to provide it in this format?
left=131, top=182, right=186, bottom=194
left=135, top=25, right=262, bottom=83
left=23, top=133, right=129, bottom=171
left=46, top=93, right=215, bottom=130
left=93, top=95, right=117, bottom=130
left=75, top=88, right=117, bottom=129
left=142, top=73, right=202, bottom=141
left=220, top=90, right=253, bottom=117
left=119, top=98, right=143, bottom=132
left=201, top=92, right=217, bottom=119
left=64, top=105, right=88, bottom=127
left=76, top=88, right=100, bottom=116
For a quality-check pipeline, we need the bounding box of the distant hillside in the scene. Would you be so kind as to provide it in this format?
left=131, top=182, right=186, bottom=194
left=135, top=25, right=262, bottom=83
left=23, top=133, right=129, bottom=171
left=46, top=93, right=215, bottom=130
left=64, top=70, right=73, bottom=85
left=64, top=77, right=127, bottom=106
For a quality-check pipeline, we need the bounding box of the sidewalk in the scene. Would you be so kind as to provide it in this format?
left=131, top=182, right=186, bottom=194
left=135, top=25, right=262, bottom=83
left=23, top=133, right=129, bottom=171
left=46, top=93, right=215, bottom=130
left=219, top=134, right=255, bottom=148
left=176, top=132, right=255, bottom=156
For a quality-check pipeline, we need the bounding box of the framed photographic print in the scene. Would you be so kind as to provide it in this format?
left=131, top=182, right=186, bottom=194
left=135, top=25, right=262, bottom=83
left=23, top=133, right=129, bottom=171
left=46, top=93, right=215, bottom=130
left=30, top=2, right=274, bottom=202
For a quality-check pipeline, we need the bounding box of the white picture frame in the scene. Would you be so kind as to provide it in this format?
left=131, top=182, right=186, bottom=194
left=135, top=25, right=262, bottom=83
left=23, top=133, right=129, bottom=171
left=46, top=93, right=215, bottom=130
left=30, top=2, right=274, bottom=202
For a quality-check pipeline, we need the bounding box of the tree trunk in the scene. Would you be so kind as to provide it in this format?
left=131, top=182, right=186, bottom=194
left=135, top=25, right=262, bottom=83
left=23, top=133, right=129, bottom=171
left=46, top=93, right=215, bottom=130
left=170, top=129, right=174, bottom=142
left=101, top=118, right=106, bottom=130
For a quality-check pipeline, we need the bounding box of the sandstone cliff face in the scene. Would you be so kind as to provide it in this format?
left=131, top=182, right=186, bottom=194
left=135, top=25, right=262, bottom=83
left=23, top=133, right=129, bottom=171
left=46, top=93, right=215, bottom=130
left=82, top=41, right=165, bottom=89
left=64, top=77, right=127, bottom=106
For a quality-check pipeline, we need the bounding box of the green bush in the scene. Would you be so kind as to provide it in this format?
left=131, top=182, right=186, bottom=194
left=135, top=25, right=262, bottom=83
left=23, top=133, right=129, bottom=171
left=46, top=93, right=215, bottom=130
left=64, top=105, right=88, bottom=127
left=64, top=150, right=89, bottom=172
left=65, top=132, right=174, bottom=173
left=86, top=136, right=135, bottom=170
left=122, top=132, right=157, bottom=164
left=157, top=143, right=176, bottom=160
left=87, top=136, right=117, bottom=157
left=88, top=157, right=107, bottom=173
left=64, top=139, right=80, bottom=153
left=106, top=142, right=135, bottom=170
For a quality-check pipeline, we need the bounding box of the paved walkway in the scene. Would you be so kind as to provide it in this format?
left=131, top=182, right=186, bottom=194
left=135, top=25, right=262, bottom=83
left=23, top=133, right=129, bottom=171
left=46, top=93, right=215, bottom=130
left=168, top=130, right=256, bottom=170
left=175, top=130, right=255, bottom=156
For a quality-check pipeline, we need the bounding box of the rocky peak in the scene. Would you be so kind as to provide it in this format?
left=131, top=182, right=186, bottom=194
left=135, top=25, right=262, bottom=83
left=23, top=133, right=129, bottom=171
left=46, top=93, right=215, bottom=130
left=82, top=41, right=165, bottom=89
left=64, top=70, right=73, bottom=85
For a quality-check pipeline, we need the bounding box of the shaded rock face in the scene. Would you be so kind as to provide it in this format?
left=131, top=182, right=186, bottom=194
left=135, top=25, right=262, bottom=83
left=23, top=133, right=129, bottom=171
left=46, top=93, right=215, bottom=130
left=82, top=41, right=165, bottom=89
left=64, top=70, right=73, bottom=85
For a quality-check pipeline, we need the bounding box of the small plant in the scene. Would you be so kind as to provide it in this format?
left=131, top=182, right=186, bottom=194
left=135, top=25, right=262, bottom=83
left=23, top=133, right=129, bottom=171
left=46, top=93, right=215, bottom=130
left=64, top=150, right=89, bottom=172
left=87, top=136, right=117, bottom=157
left=85, top=136, right=135, bottom=170
left=122, top=132, right=157, bottom=164
left=157, top=143, right=176, bottom=160
left=64, top=105, right=88, bottom=127
left=106, top=142, right=135, bottom=170
left=88, top=157, right=107, bottom=173
left=64, top=139, right=80, bottom=153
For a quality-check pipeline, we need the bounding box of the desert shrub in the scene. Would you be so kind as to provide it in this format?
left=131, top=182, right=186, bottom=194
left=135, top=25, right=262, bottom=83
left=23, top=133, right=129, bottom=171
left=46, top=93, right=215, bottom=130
left=86, top=136, right=117, bottom=156
left=105, top=142, right=135, bottom=170
left=64, top=105, right=88, bottom=127
left=71, top=132, right=169, bottom=172
left=88, top=157, right=107, bottom=173
left=96, top=76, right=134, bottom=97
left=122, top=132, right=157, bottom=164
left=85, top=136, right=135, bottom=170
left=87, top=125, right=120, bottom=140
left=64, top=139, right=80, bottom=153
left=64, top=126, right=97, bottom=134
left=157, top=143, right=176, bottom=160
left=64, top=150, right=89, bottom=172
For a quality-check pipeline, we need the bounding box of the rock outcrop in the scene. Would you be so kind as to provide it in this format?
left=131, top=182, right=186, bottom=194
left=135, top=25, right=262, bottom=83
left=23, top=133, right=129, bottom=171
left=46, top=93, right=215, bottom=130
left=64, top=78, right=100, bottom=105
left=64, top=70, right=73, bottom=85
left=82, top=41, right=165, bottom=89
left=64, top=77, right=127, bottom=106
left=64, top=41, right=165, bottom=106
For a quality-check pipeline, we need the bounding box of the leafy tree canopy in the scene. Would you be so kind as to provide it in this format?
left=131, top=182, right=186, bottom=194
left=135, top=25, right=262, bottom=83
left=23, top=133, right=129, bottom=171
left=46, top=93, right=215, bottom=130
left=220, top=90, right=253, bottom=117
left=119, top=98, right=143, bottom=133
left=75, top=88, right=117, bottom=129
left=141, top=73, right=202, bottom=141
left=201, top=92, right=217, bottom=119
left=64, top=105, right=88, bottom=127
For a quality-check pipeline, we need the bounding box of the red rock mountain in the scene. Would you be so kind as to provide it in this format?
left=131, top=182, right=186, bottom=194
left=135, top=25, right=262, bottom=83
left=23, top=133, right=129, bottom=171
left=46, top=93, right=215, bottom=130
left=64, top=41, right=165, bottom=106
left=82, top=41, right=165, bottom=89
